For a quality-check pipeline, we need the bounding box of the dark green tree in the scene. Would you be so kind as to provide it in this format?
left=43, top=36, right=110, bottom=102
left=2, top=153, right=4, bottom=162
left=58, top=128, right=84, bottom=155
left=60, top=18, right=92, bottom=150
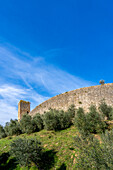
left=67, top=104, right=76, bottom=118
left=74, top=130, right=113, bottom=169
left=99, top=100, right=113, bottom=120
left=33, top=113, right=44, bottom=131
left=10, top=138, right=43, bottom=169
left=74, top=107, right=88, bottom=135
left=43, top=109, right=60, bottom=131
left=4, top=119, right=21, bottom=136
left=0, top=125, right=6, bottom=139
left=87, top=105, right=107, bottom=133
left=20, top=114, right=37, bottom=134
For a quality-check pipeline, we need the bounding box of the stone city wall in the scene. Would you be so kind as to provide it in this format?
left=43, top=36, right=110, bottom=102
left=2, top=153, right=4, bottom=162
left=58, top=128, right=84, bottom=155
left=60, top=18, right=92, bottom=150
left=29, top=83, right=113, bottom=117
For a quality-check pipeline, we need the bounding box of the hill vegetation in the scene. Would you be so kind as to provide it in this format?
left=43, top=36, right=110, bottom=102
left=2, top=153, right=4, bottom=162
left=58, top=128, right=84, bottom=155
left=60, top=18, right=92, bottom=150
left=0, top=101, right=113, bottom=169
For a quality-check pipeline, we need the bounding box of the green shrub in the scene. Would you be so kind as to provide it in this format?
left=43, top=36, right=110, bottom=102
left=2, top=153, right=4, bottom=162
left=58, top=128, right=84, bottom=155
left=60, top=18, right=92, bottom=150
left=20, top=114, right=37, bottom=134
left=43, top=109, right=60, bottom=131
left=74, top=106, right=107, bottom=135
left=74, top=130, right=113, bottom=169
left=33, top=113, right=44, bottom=131
left=74, top=134, right=104, bottom=169
left=87, top=105, right=107, bottom=133
left=58, top=110, right=72, bottom=129
left=99, top=100, right=113, bottom=120
left=10, top=138, right=43, bottom=168
left=101, top=130, right=113, bottom=165
left=67, top=104, right=76, bottom=119
left=43, top=109, right=72, bottom=131
left=4, top=120, right=22, bottom=136
left=4, top=122, right=10, bottom=136
left=8, top=119, right=21, bottom=136
left=74, top=107, right=88, bottom=135
left=0, top=125, right=6, bottom=139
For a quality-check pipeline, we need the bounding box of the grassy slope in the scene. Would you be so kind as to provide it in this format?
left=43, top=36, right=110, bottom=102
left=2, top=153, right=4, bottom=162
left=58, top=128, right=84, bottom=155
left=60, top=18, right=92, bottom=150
left=0, top=126, right=78, bottom=170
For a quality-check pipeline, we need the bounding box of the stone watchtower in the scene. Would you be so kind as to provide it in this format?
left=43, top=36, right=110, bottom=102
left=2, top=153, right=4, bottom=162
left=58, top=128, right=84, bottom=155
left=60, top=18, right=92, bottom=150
left=18, top=100, right=30, bottom=121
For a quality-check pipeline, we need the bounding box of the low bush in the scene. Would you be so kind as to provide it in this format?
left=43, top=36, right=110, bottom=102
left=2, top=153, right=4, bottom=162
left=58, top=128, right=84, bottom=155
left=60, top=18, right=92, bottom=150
left=74, top=130, right=113, bottom=169
left=74, top=107, right=88, bottom=135
left=43, top=109, right=73, bottom=131
left=58, top=110, right=72, bottom=129
left=4, top=122, right=10, bottom=136
left=10, top=138, right=43, bottom=169
left=99, top=100, right=113, bottom=120
left=67, top=104, right=76, bottom=119
left=20, top=114, right=37, bottom=134
left=87, top=105, right=107, bottom=133
left=4, top=120, right=22, bottom=136
left=33, top=113, right=44, bottom=131
left=0, top=125, right=6, bottom=139
left=43, top=109, right=60, bottom=131
left=74, top=105, right=107, bottom=135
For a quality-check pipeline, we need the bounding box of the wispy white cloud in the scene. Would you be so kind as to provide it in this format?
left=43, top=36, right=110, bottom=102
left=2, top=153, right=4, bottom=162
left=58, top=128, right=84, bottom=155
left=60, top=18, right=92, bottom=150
left=0, top=101, right=17, bottom=126
left=0, top=44, right=94, bottom=125
left=0, top=85, right=48, bottom=125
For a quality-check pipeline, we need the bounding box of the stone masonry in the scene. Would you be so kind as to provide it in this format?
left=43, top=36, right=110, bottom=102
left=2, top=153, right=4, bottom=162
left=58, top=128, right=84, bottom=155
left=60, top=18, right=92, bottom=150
left=18, top=100, right=30, bottom=121
left=27, top=83, right=113, bottom=117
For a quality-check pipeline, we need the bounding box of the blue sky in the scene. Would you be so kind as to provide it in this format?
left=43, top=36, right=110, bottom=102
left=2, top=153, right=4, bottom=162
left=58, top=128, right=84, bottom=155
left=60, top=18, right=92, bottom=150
left=0, top=0, right=113, bottom=125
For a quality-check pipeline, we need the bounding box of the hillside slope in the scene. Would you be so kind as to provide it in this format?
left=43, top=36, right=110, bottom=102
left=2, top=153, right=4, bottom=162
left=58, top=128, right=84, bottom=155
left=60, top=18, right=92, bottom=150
left=0, top=126, right=78, bottom=170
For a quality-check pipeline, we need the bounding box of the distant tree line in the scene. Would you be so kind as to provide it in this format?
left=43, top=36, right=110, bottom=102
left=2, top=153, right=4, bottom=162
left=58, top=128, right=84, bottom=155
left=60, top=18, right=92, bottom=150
left=0, top=100, right=113, bottom=138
